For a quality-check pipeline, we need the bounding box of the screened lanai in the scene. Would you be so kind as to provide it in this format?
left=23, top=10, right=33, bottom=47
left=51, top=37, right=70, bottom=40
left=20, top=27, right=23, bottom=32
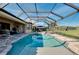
left=0, top=3, right=79, bottom=55
left=0, top=3, right=79, bottom=26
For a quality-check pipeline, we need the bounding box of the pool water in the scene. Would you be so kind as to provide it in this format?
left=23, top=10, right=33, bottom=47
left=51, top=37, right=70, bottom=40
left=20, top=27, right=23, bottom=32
left=43, top=34, right=64, bottom=47
left=7, top=33, right=64, bottom=55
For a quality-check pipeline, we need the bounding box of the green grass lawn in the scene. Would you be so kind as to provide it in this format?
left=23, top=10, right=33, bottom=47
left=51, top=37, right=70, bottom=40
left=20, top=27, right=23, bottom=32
left=56, top=30, right=79, bottom=39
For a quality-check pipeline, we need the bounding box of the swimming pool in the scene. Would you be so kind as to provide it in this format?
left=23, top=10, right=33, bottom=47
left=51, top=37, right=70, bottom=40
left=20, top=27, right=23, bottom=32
left=7, top=33, right=65, bottom=55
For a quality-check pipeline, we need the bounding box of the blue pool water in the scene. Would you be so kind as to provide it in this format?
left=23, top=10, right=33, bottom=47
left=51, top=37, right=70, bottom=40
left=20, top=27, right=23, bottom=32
left=7, top=33, right=64, bottom=55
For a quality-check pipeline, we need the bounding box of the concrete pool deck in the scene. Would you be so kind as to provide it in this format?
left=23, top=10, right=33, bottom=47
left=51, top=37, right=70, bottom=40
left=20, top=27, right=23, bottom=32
left=40, top=32, right=79, bottom=55
left=50, top=34, right=79, bottom=55
left=37, top=47, right=74, bottom=55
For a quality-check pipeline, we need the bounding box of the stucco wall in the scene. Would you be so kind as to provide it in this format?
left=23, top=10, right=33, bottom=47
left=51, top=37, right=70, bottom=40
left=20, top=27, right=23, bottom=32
left=0, top=17, right=25, bottom=33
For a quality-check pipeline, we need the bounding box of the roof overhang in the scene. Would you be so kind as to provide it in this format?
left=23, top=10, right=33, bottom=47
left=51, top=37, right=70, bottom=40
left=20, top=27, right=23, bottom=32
left=0, top=10, right=26, bottom=24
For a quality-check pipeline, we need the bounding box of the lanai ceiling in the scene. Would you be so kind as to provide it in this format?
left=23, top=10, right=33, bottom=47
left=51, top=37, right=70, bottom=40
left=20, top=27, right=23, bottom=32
left=0, top=3, right=79, bottom=25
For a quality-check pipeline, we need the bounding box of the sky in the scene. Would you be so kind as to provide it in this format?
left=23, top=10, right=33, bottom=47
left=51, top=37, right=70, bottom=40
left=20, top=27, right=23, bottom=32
left=58, top=12, right=79, bottom=26
left=2, top=3, right=79, bottom=26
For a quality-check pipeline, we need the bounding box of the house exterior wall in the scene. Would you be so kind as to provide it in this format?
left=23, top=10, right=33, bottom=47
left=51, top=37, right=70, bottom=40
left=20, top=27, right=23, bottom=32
left=0, top=17, right=25, bottom=33
left=24, top=23, right=32, bottom=33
